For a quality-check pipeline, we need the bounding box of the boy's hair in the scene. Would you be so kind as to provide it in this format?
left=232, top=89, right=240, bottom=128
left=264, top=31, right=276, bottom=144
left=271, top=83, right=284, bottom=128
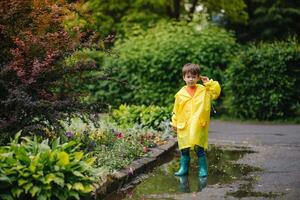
left=182, top=63, right=200, bottom=76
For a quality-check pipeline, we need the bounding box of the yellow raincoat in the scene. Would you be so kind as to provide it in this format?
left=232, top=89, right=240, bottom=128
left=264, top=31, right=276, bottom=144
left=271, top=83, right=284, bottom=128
left=171, top=79, right=221, bottom=150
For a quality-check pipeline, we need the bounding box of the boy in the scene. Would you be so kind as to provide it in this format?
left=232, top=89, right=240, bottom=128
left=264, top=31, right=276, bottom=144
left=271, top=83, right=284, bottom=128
left=171, top=63, right=221, bottom=177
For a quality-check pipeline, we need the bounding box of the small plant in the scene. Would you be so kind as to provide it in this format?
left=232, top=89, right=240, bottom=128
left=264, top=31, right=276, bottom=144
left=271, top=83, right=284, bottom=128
left=111, top=104, right=171, bottom=130
left=0, top=132, right=99, bottom=200
left=94, top=135, right=144, bottom=171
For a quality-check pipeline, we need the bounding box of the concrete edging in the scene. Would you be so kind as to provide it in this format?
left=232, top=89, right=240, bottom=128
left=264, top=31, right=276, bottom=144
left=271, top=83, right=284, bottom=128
left=93, top=138, right=178, bottom=199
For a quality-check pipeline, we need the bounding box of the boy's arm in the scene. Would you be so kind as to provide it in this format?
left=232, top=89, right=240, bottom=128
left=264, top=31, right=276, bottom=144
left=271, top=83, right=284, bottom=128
left=170, top=95, right=179, bottom=129
left=203, top=79, right=221, bottom=100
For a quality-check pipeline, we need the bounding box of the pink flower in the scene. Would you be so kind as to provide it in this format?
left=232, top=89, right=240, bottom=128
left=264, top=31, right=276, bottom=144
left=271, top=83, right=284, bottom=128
left=143, top=147, right=149, bottom=153
left=128, top=167, right=133, bottom=176
left=115, top=132, right=124, bottom=139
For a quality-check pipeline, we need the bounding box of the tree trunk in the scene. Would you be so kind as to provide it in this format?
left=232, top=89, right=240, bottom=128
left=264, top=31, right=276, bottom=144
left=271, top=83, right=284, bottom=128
left=173, top=0, right=180, bottom=19
left=189, top=0, right=198, bottom=14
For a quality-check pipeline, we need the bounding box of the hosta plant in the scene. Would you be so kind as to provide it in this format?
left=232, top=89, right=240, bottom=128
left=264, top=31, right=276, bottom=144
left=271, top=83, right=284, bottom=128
left=0, top=132, right=99, bottom=200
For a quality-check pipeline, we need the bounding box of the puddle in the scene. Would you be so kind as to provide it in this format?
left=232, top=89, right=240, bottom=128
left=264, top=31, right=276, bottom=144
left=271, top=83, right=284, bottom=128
left=227, top=180, right=280, bottom=199
left=104, top=145, right=269, bottom=200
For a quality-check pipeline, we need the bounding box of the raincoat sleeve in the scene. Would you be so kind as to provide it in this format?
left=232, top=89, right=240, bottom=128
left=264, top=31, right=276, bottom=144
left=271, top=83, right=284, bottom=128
left=171, top=95, right=179, bottom=128
left=204, top=79, right=221, bottom=100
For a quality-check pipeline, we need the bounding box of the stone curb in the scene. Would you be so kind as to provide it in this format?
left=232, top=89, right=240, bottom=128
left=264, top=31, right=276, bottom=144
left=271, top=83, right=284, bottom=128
left=93, top=138, right=178, bottom=199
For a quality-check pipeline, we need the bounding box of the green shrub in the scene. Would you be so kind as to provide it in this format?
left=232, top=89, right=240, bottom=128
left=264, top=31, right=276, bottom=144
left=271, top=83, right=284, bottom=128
left=111, top=104, right=171, bottom=130
left=224, top=39, right=300, bottom=120
left=94, top=21, right=237, bottom=107
left=0, top=132, right=98, bottom=200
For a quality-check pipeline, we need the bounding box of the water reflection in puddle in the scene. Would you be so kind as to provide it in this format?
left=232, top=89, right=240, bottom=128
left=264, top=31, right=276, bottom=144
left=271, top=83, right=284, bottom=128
left=104, top=145, right=262, bottom=200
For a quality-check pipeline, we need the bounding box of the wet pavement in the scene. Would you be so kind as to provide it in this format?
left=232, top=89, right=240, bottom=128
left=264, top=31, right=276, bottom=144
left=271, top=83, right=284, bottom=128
left=209, top=120, right=300, bottom=199
left=105, top=120, right=300, bottom=199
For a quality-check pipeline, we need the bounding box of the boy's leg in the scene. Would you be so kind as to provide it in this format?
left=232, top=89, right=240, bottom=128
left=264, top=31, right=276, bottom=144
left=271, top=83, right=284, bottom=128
left=175, top=148, right=190, bottom=176
left=195, top=145, right=208, bottom=177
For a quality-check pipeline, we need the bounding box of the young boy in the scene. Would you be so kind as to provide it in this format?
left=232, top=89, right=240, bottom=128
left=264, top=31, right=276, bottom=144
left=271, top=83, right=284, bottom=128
left=171, top=63, right=221, bottom=177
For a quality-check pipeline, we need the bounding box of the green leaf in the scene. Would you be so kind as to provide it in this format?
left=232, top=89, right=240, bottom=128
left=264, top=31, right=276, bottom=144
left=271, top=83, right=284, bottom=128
left=66, top=183, right=72, bottom=190
left=23, top=182, right=33, bottom=193
left=0, top=152, right=14, bottom=158
left=57, top=152, right=70, bottom=166
left=29, top=154, right=40, bottom=173
left=0, top=175, right=11, bottom=184
left=82, top=184, right=93, bottom=193
left=37, top=194, right=47, bottom=200
left=12, top=187, right=23, bottom=198
left=74, top=152, right=83, bottom=161
left=0, top=194, right=14, bottom=200
left=15, top=131, right=22, bottom=141
left=53, top=176, right=64, bottom=187
left=85, top=157, right=96, bottom=165
left=45, top=173, right=57, bottom=184
left=73, top=171, right=84, bottom=177
left=69, top=191, right=80, bottom=200
left=30, top=186, right=40, bottom=197
left=72, top=182, right=84, bottom=191
left=18, top=179, right=27, bottom=186
left=51, top=138, right=60, bottom=149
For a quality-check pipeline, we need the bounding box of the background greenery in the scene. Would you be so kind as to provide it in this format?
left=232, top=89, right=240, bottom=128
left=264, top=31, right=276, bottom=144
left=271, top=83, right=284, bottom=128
left=91, top=21, right=237, bottom=109
left=224, top=39, right=300, bottom=120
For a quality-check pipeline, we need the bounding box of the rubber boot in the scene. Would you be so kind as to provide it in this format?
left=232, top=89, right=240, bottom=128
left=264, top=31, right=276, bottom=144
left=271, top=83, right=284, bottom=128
left=198, top=177, right=207, bottom=192
left=178, top=175, right=190, bottom=192
left=198, top=155, right=208, bottom=177
left=174, top=155, right=190, bottom=176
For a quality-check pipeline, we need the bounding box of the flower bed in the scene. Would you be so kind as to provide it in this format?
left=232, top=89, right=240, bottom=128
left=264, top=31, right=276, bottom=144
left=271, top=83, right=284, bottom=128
left=0, top=105, right=173, bottom=199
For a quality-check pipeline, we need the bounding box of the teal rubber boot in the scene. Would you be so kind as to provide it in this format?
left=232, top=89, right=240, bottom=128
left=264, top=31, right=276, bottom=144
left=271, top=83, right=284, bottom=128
left=198, top=177, right=207, bottom=192
left=198, top=155, right=208, bottom=177
left=175, top=155, right=190, bottom=176
left=178, top=175, right=190, bottom=192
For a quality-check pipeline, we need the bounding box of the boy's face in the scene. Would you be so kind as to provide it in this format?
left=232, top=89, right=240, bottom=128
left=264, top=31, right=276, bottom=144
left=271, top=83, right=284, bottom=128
left=183, top=72, right=200, bottom=87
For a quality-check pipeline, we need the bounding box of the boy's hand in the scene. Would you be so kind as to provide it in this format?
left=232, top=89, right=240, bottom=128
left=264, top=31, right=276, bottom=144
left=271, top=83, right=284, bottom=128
left=200, top=76, right=209, bottom=83
left=172, top=126, right=177, bottom=132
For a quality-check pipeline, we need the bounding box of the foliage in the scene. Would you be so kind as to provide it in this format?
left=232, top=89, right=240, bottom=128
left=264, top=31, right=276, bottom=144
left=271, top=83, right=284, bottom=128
left=231, top=0, right=300, bottom=42
left=202, top=0, right=248, bottom=24
left=70, top=0, right=248, bottom=37
left=62, top=117, right=153, bottom=171
left=0, top=132, right=98, bottom=200
left=93, top=134, right=145, bottom=171
left=224, top=39, right=300, bottom=120
left=0, top=0, right=106, bottom=136
left=112, top=104, right=171, bottom=130
left=95, top=21, right=237, bottom=107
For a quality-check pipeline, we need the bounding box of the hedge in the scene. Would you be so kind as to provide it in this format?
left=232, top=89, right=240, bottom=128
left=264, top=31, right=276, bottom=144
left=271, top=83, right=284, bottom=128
left=224, top=39, right=300, bottom=120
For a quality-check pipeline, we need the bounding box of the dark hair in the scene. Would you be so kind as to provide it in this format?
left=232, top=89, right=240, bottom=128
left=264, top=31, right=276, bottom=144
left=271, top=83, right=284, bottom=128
left=182, top=63, right=200, bottom=76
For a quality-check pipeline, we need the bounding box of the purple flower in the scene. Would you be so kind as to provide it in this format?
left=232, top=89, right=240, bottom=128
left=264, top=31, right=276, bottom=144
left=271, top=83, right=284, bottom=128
left=87, top=141, right=97, bottom=152
left=90, top=141, right=96, bottom=147
left=65, top=131, right=74, bottom=138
